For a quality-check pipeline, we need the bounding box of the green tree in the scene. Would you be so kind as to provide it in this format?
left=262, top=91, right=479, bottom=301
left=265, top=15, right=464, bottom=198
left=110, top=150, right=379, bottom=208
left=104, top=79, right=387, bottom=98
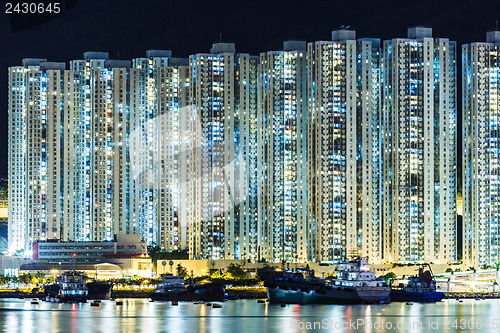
left=211, top=270, right=224, bottom=280
left=147, top=243, right=162, bottom=261
left=34, top=272, right=46, bottom=285
left=226, top=263, right=246, bottom=278
left=445, top=268, right=453, bottom=273
left=18, top=273, right=31, bottom=285
left=0, top=275, right=7, bottom=286
left=384, top=272, right=397, bottom=284
left=176, top=263, right=188, bottom=277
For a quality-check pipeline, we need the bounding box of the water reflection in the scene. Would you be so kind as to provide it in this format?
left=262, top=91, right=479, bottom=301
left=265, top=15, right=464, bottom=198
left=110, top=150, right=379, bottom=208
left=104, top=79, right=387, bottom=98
left=0, top=299, right=499, bottom=332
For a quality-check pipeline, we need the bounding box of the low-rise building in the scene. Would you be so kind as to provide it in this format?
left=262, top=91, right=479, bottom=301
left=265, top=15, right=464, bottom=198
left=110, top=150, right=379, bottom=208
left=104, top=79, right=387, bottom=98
left=19, top=262, right=124, bottom=280
left=101, top=254, right=152, bottom=278
left=32, top=234, right=147, bottom=264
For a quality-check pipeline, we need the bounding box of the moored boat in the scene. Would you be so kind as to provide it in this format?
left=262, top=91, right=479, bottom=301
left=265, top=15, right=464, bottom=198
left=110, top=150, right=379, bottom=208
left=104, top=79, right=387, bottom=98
left=87, top=281, right=112, bottom=300
left=45, top=271, right=88, bottom=303
left=265, top=258, right=390, bottom=304
left=45, top=271, right=112, bottom=302
left=151, top=275, right=225, bottom=302
left=390, top=264, right=444, bottom=302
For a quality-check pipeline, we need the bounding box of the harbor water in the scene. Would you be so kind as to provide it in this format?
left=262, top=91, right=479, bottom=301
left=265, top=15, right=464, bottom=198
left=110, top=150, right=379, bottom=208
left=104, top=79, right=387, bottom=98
left=1, top=298, right=499, bottom=332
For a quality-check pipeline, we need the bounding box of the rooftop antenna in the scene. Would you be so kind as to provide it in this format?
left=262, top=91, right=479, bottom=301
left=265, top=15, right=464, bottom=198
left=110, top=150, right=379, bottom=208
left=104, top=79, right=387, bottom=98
left=497, top=20, right=499, bottom=30
left=219, top=32, right=222, bottom=42
left=117, top=51, right=120, bottom=60
left=96, top=44, right=99, bottom=52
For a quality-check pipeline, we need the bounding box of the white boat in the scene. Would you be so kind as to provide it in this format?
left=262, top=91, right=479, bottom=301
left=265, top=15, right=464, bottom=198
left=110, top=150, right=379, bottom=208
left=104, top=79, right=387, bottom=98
left=266, top=258, right=390, bottom=304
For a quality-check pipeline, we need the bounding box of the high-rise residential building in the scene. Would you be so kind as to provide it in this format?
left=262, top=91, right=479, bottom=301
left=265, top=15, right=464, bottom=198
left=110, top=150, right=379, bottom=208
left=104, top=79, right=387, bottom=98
left=9, top=30, right=460, bottom=263
left=131, top=50, right=170, bottom=247
left=131, top=51, right=191, bottom=250
left=8, top=59, right=68, bottom=252
left=9, top=51, right=194, bottom=254
left=189, top=43, right=259, bottom=260
left=383, top=27, right=457, bottom=264
left=258, top=41, right=308, bottom=263
left=463, top=31, right=500, bottom=269
left=356, top=38, right=383, bottom=264
left=307, top=30, right=383, bottom=263
left=69, top=52, right=132, bottom=242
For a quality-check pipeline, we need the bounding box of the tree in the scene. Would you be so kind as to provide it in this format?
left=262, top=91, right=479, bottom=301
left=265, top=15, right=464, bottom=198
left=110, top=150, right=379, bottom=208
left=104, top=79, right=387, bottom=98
left=226, top=263, right=246, bottom=279
left=445, top=268, right=453, bottom=273
left=384, top=272, right=397, bottom=284
left=211, top=270, right=224, bottom=279
left=18, top=273, right=32, bottom=285
left=147, top=243, right=161, bottom=258
left=176, top=263, right=188, bottom=277
left=34, top=272, right=46, bottom=285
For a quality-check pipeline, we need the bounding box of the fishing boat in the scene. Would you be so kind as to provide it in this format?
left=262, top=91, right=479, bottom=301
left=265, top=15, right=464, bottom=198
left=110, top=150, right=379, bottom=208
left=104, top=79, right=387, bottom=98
left=390, top=264, right=444, bottom=302
left=151, top=275, right=225, bottom=302
left=45, top=272, right=112, bottom=302
left=265, top=258, right=390, bottom=304
left=45, top=271, right=88, bottom=303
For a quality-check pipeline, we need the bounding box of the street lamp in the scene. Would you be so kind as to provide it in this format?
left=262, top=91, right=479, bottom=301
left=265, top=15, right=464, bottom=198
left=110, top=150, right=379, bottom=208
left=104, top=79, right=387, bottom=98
left=51, top=269, right=57, bottom=282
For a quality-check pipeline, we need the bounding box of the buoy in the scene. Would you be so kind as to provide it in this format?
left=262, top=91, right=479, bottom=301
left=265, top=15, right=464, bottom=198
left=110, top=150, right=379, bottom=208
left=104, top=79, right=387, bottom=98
left=212, top=303, right=222, bottom=308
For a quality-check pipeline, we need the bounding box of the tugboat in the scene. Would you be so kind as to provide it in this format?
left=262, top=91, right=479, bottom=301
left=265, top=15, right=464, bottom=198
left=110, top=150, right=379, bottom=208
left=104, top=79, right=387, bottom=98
left=45, top=273, right=112, bottom=302
left=45, top=271, right=89, bottom=303
left=264, top=258, right=390, bottom=304
left=390, top=264, right=444, bottom=302
left=87, top=280, right=112, bottom=300
left=151, top=275, right=225, bottom=302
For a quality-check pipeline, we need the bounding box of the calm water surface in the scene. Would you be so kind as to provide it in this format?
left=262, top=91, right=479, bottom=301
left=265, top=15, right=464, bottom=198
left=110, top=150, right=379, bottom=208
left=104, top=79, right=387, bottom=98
left=0, top=298, right=499, bottom=332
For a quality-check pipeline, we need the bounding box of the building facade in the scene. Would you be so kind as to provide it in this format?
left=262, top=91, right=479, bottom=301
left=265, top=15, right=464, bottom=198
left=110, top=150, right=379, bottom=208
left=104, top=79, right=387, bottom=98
left=69, top=53, right=132, bottom=242
left=258, top=41, right=308, bottom=263
left=188, top=43, right=259, bottom=260
left=131, top=51, right=191, bottom=250
left=307, top=30, right=383, bottom=263
left=463, top=31, right=500, bottom=269
left=383, top=27, right=457, bottom=264
left=9, top=30, right=460, bottom=264
left=8, top=52, right=192, bottom=253
left=8, top=59, right=69, bottom=252
left=32, top=234, right=147, bottom=264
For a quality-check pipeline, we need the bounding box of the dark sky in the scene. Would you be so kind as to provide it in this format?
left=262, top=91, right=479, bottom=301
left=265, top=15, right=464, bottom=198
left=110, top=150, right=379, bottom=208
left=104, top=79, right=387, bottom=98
left=1, top=0, right=499, bottom=177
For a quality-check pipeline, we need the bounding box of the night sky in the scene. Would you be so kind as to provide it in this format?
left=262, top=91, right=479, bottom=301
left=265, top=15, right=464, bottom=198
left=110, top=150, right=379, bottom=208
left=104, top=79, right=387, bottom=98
left=1, top=0, right=499, bottom=177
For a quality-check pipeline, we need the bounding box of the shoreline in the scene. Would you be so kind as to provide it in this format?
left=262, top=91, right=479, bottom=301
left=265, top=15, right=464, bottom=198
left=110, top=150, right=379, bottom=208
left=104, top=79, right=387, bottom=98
left=6, top=289, right=499, bottom=301
left=442, top=292, right=500, bottom=299
left=0, top=288, right=268, bottom=300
